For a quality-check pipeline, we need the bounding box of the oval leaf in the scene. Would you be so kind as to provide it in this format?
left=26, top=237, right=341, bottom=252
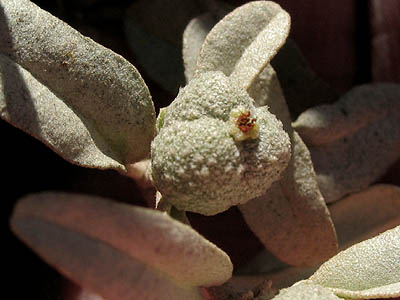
left=10, top=192, right=233, bottom=288
left=240, top=132, right=338, bottom=267
left=330, top=184, right=400, bottom=250
left=12, top=217, right=204, bottom=300
left=241, top=67, right=337, bottom=267
left=196, top=0, right=290, bottom=86
left=0, top=54, right=123, bottom=171
left=310, top=226, right=400, bottom=299
left=229, top=7, right=290, bottom=90
left=0, top=0, right=156, bottom=169
left=247, top=65, right=292, bottom=127
left=183, top=13, right=216, bottom=82
left=293, top=83, right=400, bottom=202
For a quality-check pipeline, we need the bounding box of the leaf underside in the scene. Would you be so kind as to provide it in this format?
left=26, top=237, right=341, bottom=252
left=294, top=83, right=400, bottom=202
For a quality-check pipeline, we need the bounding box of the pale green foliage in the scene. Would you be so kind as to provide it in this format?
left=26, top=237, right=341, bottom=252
left=239, top=132, right=338, bottom=267
left=293, top=83, right=400, bottom=202
left=11, top=192, right=233, bottom=299
left=196, top=1, right=290, bottom=86
left=235, top=184, right=400, bottom=298
left=310, top=226, right=400, bottom=299
left=267, top=226, right=400, bottom=299
left=183, top=13, right=216, bottom=82
left=0, top=0, right=156, bottom=170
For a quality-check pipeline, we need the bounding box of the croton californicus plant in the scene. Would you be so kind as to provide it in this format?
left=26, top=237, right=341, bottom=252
left=1, top=0, right=400, bottom=299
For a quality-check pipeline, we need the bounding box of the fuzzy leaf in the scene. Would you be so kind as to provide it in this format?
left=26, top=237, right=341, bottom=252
left=240, top=65, right=338, bottom=267
left=0, top=54, right=123, bottom=171
left=239, top=185, right=400, bottom=291
left=10, top=192, right=233, bottom=289
left=0, top=0, right=156, bottom=170
left=229, top=8, right=290, bottom=90
left=247, top=65, right=292, bottom=126
left=310, top=226, right=400, bottom=299
left=181, top=1, right=234, bottom=83
left=183, top=14, right=335, bottom=119
left=196, top=0, right=290, bottom=85
left=183, top=13, right=216, bottom=82
left=330, top=184, right=400, bottom=250
left=240, top=132, right=338, bottom=267
left=293, top=83, right=400, bottom=202
left=14, top=218, right=205, bottom=300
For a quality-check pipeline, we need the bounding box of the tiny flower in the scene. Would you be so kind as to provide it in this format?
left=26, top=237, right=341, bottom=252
left=228, top=106, right=260, bottom=142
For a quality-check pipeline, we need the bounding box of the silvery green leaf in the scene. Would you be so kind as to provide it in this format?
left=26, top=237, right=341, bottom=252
left=196, top=1, right=290, bottom=90
left=240, top=132, right=338, bottom=267
left=124, top=0, right=205, bottom=93
left=184, top=16, right=334, bottom=120
left=12, top=218, right=204, bottom=300
left=293, top=83, right=400, bottom=202
left=10, top=192, right=233, bottom=299
left=310, top=226, right=400, bottom=299
left=240, top=66, right=338, bottom=267
left=247, top=65, right=292, bottom=126
left=330, top=184, right=400, bottom=250
left=0, top=54, right=123, bottom=171
left=239, top=185, right=400, bottom=293
left=182, top=1, right=234, bottom=83
left=0, top=0, right=156, bottom=171
left=270, top=39, right=338, bottom=120
left=183, top=13, right=216, bottom=82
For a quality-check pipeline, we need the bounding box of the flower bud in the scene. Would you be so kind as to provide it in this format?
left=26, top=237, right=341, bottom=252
left=150, top=72, right=290, bottom=215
